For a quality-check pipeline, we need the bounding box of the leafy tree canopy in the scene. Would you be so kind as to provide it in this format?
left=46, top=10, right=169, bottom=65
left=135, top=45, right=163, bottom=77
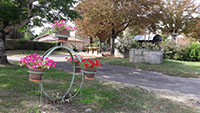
left=0, top=0, right=81, bottom=33
left=158, top=0, right=200, bottom=37
left=0, top=0, right=81, bottom=64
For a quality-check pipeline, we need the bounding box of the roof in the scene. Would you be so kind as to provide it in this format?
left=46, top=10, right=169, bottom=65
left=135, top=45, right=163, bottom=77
left=33, top=33, right=84, bottom=42
left=68, top=37, right=83, bottom=42
left=134, top=34, right=159, bottom=41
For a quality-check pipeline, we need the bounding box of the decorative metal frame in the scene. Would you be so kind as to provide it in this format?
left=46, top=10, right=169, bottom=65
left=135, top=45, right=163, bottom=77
left=38, top=35, right=84, bottom=103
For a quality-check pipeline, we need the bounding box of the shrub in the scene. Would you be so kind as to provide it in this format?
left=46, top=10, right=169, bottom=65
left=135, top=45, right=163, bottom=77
left=118, top=35, right=200, bottom=61
left=161, top=41, right=185, bottom=60
left=6, top=39, right=56, bottom=50
left=184, top=42, right=200, bottom=61
left=161, top=41, right=200, bottom=61
left=132, top=42, right=161, bottom=50
left=116, top=36, right=133, bottom=55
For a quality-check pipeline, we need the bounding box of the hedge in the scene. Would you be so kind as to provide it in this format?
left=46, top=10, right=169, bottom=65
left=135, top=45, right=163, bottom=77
left=5, top=39, right=56, bottom=50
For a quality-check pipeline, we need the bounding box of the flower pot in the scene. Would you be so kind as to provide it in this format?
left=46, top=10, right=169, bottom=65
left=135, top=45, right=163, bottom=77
left=56, top=30, right=70, bottom=42
left=83, top=68, right=97, bottom=80
left=75, top=62, right=81, bottom=73
left=28, top=68, right=45, bottom=82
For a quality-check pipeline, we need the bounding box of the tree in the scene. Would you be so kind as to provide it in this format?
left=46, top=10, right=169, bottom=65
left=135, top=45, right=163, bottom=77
left=23, top=27, right=35, bottom=40
left=75, top=0, right=162, bottom=54
left=189, top=18, right=200, bottom=40
left=38, top=27, right=52, bottom=36
left=0, top=0, right=80, bottom=64
left=159, top=0, right=200, bottom=38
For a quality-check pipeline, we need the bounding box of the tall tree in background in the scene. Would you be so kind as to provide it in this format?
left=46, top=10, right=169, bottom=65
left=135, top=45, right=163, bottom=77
left=159, top=0, right=200, bottom=38
left=189, top=18, right=200, bottom=40
left=75, top=0, right=161, bottom=54
left=0, top=0, right=80, bottom=64
left=38, top=27, right=52, bottom=36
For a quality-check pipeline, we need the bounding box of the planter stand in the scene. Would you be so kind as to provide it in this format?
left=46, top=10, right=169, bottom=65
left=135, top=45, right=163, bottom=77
left=31, top=34, right=85, bottom=104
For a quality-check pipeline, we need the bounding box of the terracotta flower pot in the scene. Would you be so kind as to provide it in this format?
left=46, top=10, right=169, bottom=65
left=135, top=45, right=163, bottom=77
left=28, top=68, right=45, bottom=82
left=83, top=68, right=97, bottom=80
left=56, top=30, right=70, bottom=42
left=75, top=62, right=81, bottom=73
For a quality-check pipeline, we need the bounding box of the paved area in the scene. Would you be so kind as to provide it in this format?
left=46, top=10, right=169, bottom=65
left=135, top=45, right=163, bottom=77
left=56, top=62, right=200, bottom=96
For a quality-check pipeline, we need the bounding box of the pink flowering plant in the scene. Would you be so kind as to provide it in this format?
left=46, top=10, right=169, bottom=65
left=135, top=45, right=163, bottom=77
left=51, top=20, right=77, bottom=32
left=20, top=53, right=57, bottom=69
left=65, top=55, right=83, bottom=63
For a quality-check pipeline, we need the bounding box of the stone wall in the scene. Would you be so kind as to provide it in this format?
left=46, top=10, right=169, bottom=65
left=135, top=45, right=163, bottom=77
left=129, top=49, right=163, bottom=64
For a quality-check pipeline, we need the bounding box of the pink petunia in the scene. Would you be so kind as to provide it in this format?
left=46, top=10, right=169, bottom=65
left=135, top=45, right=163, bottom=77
left=33, top=64, right=37, bottom=69
left=26, top=64, right=30, bottom=68
left=38, top=61, right=42, bottom=66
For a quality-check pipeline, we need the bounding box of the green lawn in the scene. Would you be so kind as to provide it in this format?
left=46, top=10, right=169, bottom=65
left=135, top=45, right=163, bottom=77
left=0, top=65, right=198, bottom=113
left=100, top=58, right=200, bottom=78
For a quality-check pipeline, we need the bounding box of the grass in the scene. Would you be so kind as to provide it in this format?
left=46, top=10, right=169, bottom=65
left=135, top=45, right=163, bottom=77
left=100, top=58, right=200, bottom=78
left=0, top=64, right=198, bottom=113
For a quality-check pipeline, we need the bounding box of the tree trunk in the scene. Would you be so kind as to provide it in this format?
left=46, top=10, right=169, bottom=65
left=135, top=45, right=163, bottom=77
left=89, top=37, right=93, bottom=47
left=103, top=40, right=106, bottom=52
left=110, top=28, right=116, bottom=55
left=99, top=41, right=102, bottom=53
left=0, top=38, right=10, bottom=65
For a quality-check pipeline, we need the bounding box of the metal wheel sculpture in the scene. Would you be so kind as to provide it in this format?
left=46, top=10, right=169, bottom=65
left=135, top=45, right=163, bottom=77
left=39, top=39, right=84, bottom=103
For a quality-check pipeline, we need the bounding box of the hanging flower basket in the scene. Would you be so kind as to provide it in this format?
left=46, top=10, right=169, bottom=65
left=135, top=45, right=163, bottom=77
left=51, top=20, right=77, bottom=43
left=20, top=53, right=57, bottom=82
left=57, top=30, right=70, bottom=36
left=75, top=62, right=81, bottom=73
left=83, top=67, right=97, bottom=80
left=56, top=30, right=70, bottom=42
left=28, top=68, right=45, bottom=82
left=66, top=55, right=83, bottom=73
left=80, top=59, right=102, bottom=80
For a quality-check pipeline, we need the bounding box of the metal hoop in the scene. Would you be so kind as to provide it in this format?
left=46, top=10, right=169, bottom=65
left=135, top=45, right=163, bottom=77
left=40, top=46, right=84, bottom=102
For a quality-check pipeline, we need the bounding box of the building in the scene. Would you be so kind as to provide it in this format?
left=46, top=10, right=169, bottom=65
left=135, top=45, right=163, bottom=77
left=34, top=33, right=89, bottom=51
left=133, top=34, right=162, bottom=43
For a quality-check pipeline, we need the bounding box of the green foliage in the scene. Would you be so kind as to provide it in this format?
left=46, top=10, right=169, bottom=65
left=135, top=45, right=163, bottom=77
left=161, top=41, right=200, bottom=61
left=123, top=40, right=200, bottom=61
left=23, top=29, right=35, bottom=40
left=27, top=107, right=40, bottom=113
left=5, top=39, right=56, bottom=50
left=116, top=36, right=134, bottom=54
left=92, top=41, right=100, bottom=47
left=184, top=42, right=200, bottom=61
left=116, top=36, right=161, bottom=55
left=0, top=0, right=81, bottom=35
left=38, top=27, right=52, bottom=36
left=161, top=41, right=184, bottom=60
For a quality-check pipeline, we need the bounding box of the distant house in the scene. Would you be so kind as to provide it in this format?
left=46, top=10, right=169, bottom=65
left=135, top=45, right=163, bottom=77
left=133, top=34, right=162, bottom=43
left=34, top=33, right=89, bottom=51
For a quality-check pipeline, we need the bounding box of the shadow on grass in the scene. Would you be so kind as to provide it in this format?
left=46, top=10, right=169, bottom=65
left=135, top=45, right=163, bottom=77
left=0, top=65, right=197, bottom=113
